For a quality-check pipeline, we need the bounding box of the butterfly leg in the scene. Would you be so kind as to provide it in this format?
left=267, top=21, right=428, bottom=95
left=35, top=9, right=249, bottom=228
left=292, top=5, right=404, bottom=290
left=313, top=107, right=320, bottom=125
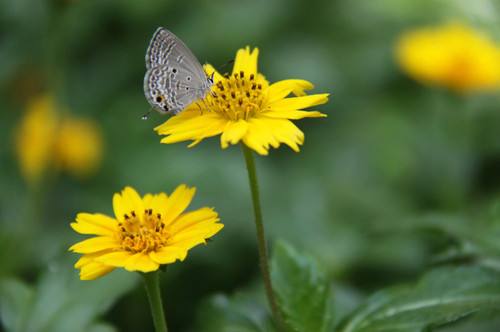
left=195, top=101, right=204, bottom=115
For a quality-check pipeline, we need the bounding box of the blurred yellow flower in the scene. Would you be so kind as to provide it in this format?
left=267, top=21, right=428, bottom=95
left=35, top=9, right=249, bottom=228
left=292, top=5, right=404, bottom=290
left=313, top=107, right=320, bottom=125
left=396, top=23, right=500, bottom=92
left=69, top=185, right=223, bottom=280
left=15, top=94, right=103, bottom=183
left=15, top=96, right=58, bottom=184
left=155, top=47, right=329, bottom=155
left=55, top=117, right=103, bottom=178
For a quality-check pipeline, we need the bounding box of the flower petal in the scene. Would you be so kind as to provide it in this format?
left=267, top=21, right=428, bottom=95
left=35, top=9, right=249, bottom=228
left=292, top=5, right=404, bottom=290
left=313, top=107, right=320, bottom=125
left=124, top=253, right=159, bottom=272
left=162, top=185, right=196, bottom=225
left=155, top=110, right=227, bottom=146
left=74, top=253, right=116, bottom=280
left=265, top=79, right=314, bottom=104
left=169, top=223, right=224, bottom=245
left=69, top=236, right=120, bottom=254
left=168, top=237, right=208, bottom=251
left=232, top=47, right=259, bottom=77
left=78, top=260, right=115, bottom=280
left=263, top=109, right=327, bottom=120
left=74, top=252, right=101, bottom=268
left=242, top=117, right=305, bottom=155
left=268, top=93, right=329, bottom=111
left=149, top=247, right=187, bottom=264
left=220, top=120, right=249, bottom=148
left=168, top=207, right=219, bottom=234
left=113, top=187, right=144, bottom=222
left=143, top=193, right=169, bottom=218
left=94, top=251, right=132, bottom=268
left=203, top=64, right=224, bottom=83
left=142, top=194, right=154, bottom=207
left=71, top=213, right=118, bottom=236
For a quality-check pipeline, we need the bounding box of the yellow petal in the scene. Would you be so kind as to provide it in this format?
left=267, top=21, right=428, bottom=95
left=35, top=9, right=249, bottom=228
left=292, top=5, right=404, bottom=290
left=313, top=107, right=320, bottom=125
left=168, top=237, right=208, bottom=252
left=143, top=193, right=169, bottom=217
left=113, top=187, right=144, bottom=222
left=220, top=120, right=249, bottom=148
left=70, top=213, right=118, bottom=236
left=168, top=207, right=219, bottom=234
left=187, top=139, right=204, bottom=148
left=69, top=236, right=120, bottom=254
left=79, top=261, right=115, bottom=280
left=149, top=247, right=187, bottom=264
left=170, top=221, right=223, bottom=246
left=154, top=109, right=220, bottom=134
left=203, top=64, right=224, bottom=83
left=75, top=253, right=100, bottom=269
left=232, top=47, right=259, bottom=77
left=143, top=193, right=153, bottom=204
left=154, top=109, right=204, bottom=131
left=265, top=79, right=314, bottom=104
left=124, top=253, right=159, bottom=272
left=155, top=110, right=227, bottom=146
left=263, top=109, right=327, bottom=120
left=242, top=118, right=305, bottom=155
left=173, top=219, right=222, bottom=234
left=158, top=125, right=223, bottom=145
left=242, top=118, right=280, bottom=155
left=74, top=253, right=116, bottom=279
left=269, top=93, right=329, bottom=111
left=162, top=185, right=196, bottom=225
left=257, top=73, right=269, bottom=87
left=169, top=223, right=224, bottom=244
left=94, top=251, right=132, bottom=267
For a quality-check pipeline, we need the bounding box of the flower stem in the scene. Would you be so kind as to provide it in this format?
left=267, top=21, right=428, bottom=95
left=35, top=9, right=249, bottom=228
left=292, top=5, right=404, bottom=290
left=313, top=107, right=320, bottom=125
left=241, top=144, right=285, bottom=330
left=142, top=271, right=168, bottom=332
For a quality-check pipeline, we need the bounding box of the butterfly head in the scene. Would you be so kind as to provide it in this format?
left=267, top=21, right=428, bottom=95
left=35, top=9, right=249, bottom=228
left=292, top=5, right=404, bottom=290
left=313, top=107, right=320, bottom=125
left=208, top=72, right=215, bottom=85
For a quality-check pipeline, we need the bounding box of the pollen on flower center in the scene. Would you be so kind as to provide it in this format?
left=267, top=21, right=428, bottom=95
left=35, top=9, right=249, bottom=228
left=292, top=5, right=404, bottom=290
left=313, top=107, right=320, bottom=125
left=204, top=71, right=265, bottom=121
left=118, top=209, right=168, bottom=253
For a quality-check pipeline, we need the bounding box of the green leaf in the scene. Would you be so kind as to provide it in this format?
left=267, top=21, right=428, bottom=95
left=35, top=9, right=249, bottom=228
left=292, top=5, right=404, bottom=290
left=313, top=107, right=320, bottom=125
left=195, top=285, right=275, bottom=332
left=270, top=240, right=332, bottom=332
left=419, top=209, right=500, bottom=270
left=86, top=322, right=117, bottom=332
left=338, top=266, right=500, bottom=332
left=0, top=258, right=138, bottom=332
left=0, top=279, right=33, bottom=331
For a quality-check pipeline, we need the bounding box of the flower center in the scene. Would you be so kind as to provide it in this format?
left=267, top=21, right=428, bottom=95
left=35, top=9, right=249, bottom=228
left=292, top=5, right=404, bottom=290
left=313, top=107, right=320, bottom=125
left=118, top=209, right=168, bottom=253
left=203, top=71, right=265, bottom=121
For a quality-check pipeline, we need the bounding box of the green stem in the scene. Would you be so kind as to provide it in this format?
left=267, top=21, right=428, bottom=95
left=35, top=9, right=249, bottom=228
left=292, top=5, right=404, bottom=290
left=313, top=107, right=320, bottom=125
left=142, top=271, right=168, bottom=332
left=241, top=144, right=285, bottom=331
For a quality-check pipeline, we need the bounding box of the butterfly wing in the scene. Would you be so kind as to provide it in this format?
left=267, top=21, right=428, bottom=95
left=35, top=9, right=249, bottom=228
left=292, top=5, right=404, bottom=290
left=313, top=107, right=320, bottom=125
left=144, top=28, right=213, bottom=114
left=144, top=65, right=209, bottom=114
left=145, top=27, right=207, bottom=83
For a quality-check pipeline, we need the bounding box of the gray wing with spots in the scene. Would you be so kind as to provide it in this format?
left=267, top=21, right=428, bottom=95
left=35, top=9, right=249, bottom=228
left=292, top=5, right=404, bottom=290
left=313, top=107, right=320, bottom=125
left=144, top=28, right=213, bottom=114
left=144, top=65, right=209, bottom=114
left=145, top=27, right=206, bottom=82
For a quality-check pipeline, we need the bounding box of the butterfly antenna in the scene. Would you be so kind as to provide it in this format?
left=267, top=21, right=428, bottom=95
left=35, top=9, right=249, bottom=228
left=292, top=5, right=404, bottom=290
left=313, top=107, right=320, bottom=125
left=141, top=108, right=153, bottom=120
left=217, top=59, right=234, bottom=72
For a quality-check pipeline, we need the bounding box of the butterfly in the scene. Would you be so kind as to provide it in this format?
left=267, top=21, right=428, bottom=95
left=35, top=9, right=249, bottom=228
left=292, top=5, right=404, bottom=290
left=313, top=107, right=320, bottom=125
left=143, top=27, right=213, bottom=115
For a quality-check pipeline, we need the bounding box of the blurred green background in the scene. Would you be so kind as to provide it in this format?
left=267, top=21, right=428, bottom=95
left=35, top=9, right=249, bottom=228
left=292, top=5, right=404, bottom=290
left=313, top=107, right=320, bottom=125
left=2, top=0, right=500, bottom=331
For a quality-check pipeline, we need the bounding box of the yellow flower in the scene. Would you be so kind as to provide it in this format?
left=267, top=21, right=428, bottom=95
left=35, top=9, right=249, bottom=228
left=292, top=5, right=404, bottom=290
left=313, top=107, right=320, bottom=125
left=69, top=185, right=223, bottom=280
left=155, top=47, right=329, bottom=155
left=15, top=95, right=58, bottom=184
left=15, top=94, right=103, bottom=183
left=396, top=23, right=500, bottom=92
left=54, top=117, right=103, bottom=178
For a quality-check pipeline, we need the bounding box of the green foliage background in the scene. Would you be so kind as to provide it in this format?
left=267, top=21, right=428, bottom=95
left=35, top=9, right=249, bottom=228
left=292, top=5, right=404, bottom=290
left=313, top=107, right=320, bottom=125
left=2, top=0, right=500, bottom=331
